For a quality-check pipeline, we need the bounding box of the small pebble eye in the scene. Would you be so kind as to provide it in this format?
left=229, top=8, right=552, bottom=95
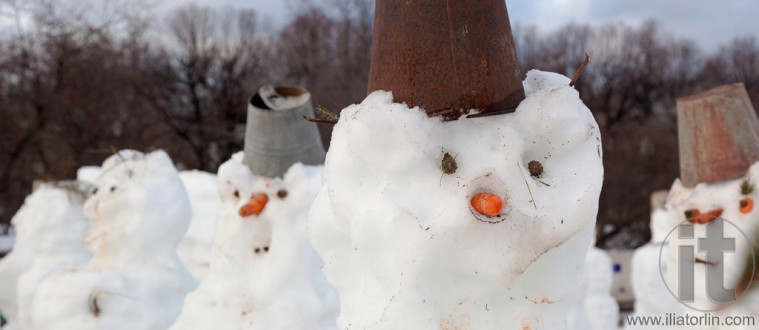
left=109, top=186, right=116, bottom=192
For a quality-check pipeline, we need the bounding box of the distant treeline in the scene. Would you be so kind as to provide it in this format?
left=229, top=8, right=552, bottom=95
left=1, top=0, right=757, bottom=248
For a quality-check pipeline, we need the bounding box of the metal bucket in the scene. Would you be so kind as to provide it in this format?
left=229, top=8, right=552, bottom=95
left=242, top=85, right=326, bottom=178
left=677, top=83, right=759, bottom=186
left=367, top=0, right=525, bottom=119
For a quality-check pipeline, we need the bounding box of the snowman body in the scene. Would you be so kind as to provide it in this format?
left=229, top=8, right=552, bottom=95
left=171, top=154, right=338, bottom=330
left=31, top=150, right=196, bottom=330
left=309, top=70, right=604, bottom=329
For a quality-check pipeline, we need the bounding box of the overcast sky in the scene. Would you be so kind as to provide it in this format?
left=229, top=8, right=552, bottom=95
left=156, top=0, right=758, bottom=51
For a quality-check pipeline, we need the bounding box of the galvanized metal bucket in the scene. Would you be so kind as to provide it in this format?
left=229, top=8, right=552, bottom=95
left=677, top=83, right=759, bottom=187
left=242, top=85, right=326, bottom=178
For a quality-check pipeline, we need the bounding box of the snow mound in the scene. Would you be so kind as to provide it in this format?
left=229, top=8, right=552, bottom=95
left=31, top=150, right=196, bottom=330
left=177, top=170, right=220, bottom=281
left=309, top=70, right=604, bottom=328
left=171, top=154, right=338, bottom=330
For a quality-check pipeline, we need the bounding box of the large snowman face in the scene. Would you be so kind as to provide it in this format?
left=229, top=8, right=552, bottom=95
left=83, top=150, right=190, bottom=267
left=309, top=70, right=604, bottom=328
left=665, top=163, right=759, bottom=311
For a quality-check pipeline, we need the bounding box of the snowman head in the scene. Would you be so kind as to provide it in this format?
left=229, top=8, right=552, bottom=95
left=665, top=163, right=759, bottom=310
left=31, top=182, right=92, bottom=256
left=83, top=150, right=190, bottom=268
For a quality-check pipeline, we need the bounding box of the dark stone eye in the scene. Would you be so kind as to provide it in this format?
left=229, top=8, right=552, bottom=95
left=277, top=190, right=287, bottom=198
left=110, top=186, right=116, bottom=192
left=93, top=188, right=98, bottom=194
left=234, top=190, right=239, bottom=198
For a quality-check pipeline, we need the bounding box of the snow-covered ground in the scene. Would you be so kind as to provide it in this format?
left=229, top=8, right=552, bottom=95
left=171, top=153, right=337, bottom=329
left=309, top=70, right=604, bottom=328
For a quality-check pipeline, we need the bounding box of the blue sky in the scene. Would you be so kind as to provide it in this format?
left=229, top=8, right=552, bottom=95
left=149, top=0, right=759, bottom=51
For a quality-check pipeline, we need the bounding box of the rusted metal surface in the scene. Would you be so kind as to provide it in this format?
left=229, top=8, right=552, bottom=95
left=677, top=83, right=759, bottom=187
left=367, top=0, right=525, bottom=119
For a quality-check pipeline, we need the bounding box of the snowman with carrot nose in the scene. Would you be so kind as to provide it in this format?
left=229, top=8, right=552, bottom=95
left=664, top=84, right=759, bottom=316
left=170, top=86, right=338, bottom=330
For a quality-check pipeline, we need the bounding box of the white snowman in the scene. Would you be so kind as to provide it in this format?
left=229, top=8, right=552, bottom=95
left=663, top=83, right=759, bottom=326
left=309, top=70, right=604, bottom=329
left=627, top=193, right=683, bottom=329
left=0, top=182, right=92, bottom=329
left=30, top=150, right=196, bottom=330
left=170, top=153, right=338, bottom=330
left=15, top=182, right=93, bottom=330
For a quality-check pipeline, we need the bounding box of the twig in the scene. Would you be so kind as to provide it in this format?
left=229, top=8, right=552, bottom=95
left=517, top=160, right=537, bottom=210
left=302, top=116, right=338, bottom=125
left=569, top=52, right=590, bottom=87
left=466, top=107, right=517, bottom=118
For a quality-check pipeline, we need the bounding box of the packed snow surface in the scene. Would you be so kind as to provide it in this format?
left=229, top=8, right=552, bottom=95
left=309, top=70, right=604, bottom=329
left=177, top=170, right=220, bottom=281
left=171, top=154, right=338, bottom=330
left=30, top=150, right=196, bottom=330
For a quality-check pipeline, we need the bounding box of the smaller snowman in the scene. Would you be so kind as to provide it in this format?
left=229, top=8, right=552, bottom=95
left=171, top=86, right=337, bottom=330
left=664, top=84, right=759, bottom=323
left=16, top=181, right=93, bottom=330
left=0, top=181, right=92, bottom=329
left=31, top=150, right=196, bottom=330
left=626, top=190, right=682, bottom=329
left=569, top=233, right=620, bottom=330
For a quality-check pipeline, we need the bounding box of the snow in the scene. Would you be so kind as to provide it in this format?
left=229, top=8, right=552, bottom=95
left=177, top=170, right=220, bottom=281
left=583, top=247, right=620, bottom=330
left=15, top=181, right=93, bottom=330
left=664, top=162, right=759, bottom=319
left=627, top=209, right=682, bottom=329
left=30, top=150, right=196, bottom=330
left=171, top=153, right=338, bottom=330
left=309, top=70, right=604, bottom=328
left=0, top=233, right=13, bottom=254
left=76, top=166, right=103, bottom=186
left=0, top=188, right=41, bottom=328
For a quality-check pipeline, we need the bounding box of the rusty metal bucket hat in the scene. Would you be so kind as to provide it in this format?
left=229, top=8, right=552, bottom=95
left=242, top=85, right=326, bottom=178
left=677, top=83, right=759, bottom=187
left=367, top=0, right=525, bottom=119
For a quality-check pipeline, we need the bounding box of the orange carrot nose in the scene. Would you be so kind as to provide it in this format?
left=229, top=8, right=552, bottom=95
left=239, top=193, right=268, bottom=217
left=740, top=198, right=754, bottom=214
left=471, top=193, right=503, bottom=217
left=687, top=208, right=723, bottom=224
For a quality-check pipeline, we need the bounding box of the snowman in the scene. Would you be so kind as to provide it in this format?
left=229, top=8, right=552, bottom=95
left=0, top=181, right=92, bottom=329
left=568, top=234, right=619, bottom=330
left=663, top=84, right=759, bottom=321
left=30, top=150, right=196, bottom=330
left=309, top=68, right=603, bottom=328
left=176, top=170, right=221, bottom=281
left=171, top=86, right=338, bottom=330
left=15, top=182, right=93, bottom=330
left=626, top=191, right=683, bottom=328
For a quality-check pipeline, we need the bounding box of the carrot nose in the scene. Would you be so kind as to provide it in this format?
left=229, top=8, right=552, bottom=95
left=239, top=193, right=268, bottom=217
left=471, top=193, right=503, bottom=217
left=686, top=208, right=723, bottom=224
